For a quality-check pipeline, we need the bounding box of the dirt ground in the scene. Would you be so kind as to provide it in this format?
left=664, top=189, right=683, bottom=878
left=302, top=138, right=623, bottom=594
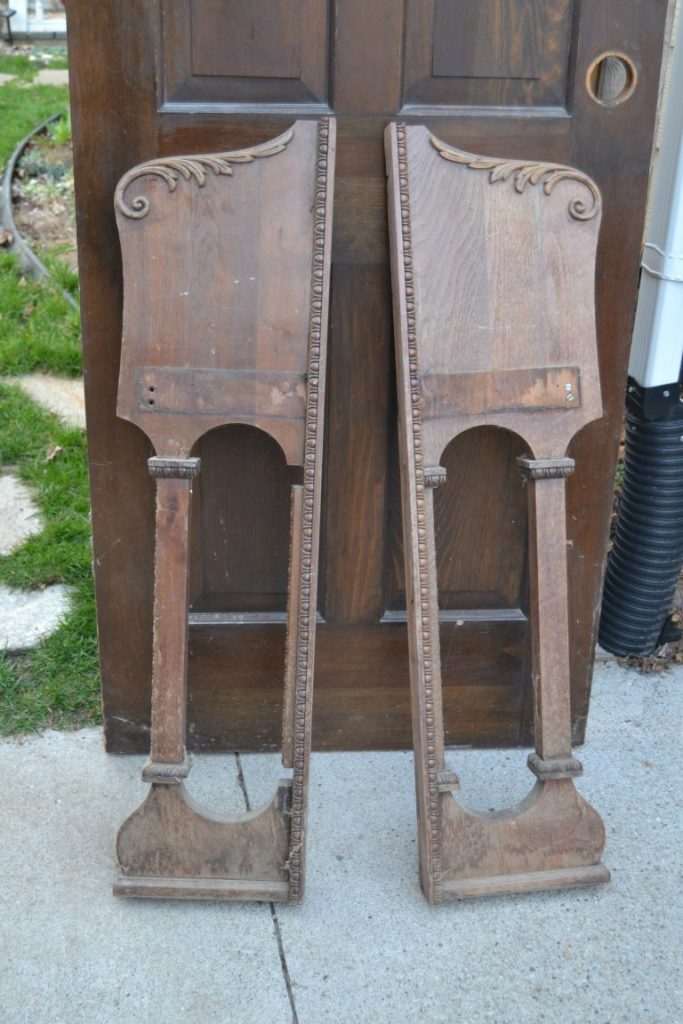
left=12, top=129, right=77, bottom=269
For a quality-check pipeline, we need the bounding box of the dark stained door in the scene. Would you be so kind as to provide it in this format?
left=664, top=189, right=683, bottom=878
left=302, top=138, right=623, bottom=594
left=66, top=0, right=668, bottom=752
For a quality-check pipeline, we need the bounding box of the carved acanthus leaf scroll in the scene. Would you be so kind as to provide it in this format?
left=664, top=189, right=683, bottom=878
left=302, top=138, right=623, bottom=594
left=115, top=127, right=295, bottom=219
left=429, top=134, right=601, bottom=223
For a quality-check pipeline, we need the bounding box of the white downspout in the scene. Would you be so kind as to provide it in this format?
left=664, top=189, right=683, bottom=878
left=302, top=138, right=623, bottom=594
left=628, top=2, right=683, bottom=394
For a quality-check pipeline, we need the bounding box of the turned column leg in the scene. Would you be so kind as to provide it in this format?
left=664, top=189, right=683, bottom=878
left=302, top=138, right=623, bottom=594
left=518, top=456, right=583, bottom=780
left=143, top=455, right=200, bottom=783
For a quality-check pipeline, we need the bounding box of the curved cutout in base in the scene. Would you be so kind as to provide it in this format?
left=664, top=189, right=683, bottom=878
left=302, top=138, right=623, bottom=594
left=438, top=779, right=609, bottom=901
left=114, top=779, right=292, bottom=901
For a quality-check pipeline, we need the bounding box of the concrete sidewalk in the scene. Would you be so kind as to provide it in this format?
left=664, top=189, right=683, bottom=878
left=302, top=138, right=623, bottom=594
left=1, top=659, right=681, bottom=1024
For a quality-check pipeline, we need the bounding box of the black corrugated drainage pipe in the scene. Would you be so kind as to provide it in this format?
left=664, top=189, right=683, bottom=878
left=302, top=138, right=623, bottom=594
left=599, top=381, right=683, bottom=656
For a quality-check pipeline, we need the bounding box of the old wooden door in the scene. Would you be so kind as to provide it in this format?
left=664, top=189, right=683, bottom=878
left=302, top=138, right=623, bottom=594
left=66, top=0, right=668, bottom=753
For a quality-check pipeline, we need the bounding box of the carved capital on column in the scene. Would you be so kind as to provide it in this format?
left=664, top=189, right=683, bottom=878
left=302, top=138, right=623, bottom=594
left=148, top=456, right=201, bottom=479
left=517, top=456, right=575, bottom=480
left=527, top=752, right=583, bottom=780
left=436, top=766, right=460, bottom=793
left=424, top=465, right=448, bottom=489
left=142, top=752, right=193, bottom=784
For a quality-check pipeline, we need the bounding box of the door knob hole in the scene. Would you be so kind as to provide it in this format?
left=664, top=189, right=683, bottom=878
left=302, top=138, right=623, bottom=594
left=587, top=53, right=637, bottom=106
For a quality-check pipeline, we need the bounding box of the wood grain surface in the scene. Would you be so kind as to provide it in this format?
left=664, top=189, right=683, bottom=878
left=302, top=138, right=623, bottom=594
left=65, top=0, right=669, bottom=752
left=386, top=122, right=608, bottom=901
left=114, top=118, right=335, bottom=901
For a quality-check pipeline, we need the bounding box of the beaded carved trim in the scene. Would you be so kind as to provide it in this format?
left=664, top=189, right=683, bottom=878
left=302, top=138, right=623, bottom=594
left=396, top=123, right=444, bottom=903
left=287, top=118, right=330, bottom=902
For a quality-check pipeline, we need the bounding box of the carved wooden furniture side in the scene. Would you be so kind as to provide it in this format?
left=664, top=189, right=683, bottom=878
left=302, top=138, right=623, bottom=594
left=386, top=122, right=609, bottom=902
left=112, top=117, right=335, bottom=902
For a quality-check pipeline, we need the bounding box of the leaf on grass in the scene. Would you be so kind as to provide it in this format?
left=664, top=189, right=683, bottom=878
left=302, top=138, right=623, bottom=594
left=46, top=444, right=63, bottom=462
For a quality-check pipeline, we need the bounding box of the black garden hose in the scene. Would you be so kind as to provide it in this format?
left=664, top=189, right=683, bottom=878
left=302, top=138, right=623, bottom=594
left=599, top=391, right=683, bottom=656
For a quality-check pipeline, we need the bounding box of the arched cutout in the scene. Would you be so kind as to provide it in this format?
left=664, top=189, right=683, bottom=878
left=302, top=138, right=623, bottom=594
left=184, top=753, right=248, bottom=817
left=435, top=426, right=529, bottom=611
left=433, top=427, right=537, bottom=813
left=452, top=747, right=533, bottom=815
left=189, top=423, right=293, bottom=614
left=184, top=750, right=286, bottom=820
left=383, top=424, right=529, bottom=613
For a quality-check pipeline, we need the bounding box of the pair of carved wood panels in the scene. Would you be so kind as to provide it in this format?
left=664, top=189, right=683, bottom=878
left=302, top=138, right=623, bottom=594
left=112, top=117, right=608, bottom=903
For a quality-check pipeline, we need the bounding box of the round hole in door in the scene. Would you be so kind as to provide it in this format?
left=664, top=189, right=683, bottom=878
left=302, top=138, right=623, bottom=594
left=587, top=52, right=638, bottom=106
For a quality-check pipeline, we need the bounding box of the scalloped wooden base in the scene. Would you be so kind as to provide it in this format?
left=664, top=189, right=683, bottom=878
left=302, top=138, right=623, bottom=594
left=437, top=779, right=609, bottom=901
left=114, top=781, right=292, bottom=902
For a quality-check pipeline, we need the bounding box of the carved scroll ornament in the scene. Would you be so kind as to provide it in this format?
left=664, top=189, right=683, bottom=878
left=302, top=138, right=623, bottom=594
left=115, top=127, right=294, bottom=219
left=429, top=133, right=601, bottom=222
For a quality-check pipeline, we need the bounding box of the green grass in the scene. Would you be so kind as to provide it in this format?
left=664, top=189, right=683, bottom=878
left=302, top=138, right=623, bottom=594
left=0, top=49, right=68, bottom=81
left=0, top=254, right=99, bottom=735
left=0, top=385, right=98, bottom=733
left=42, top=249, right=79, bottom=300
left=0, top=251, right=81, bottom=374
left=0, top=52, right=99, bottom=734
left=46, top=110, right=71, bottom=147
left=0, top=54, right=36, bottom=79
left=0, top=67, right=69, bottom=166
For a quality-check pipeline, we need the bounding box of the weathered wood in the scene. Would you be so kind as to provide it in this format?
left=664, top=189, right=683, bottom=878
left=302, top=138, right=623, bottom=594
left=282, top=484, right=304, bottom=769
left=386, top=121, right=609, bottom=902
left=66, top=1, right=668, bottom=753
left=114, top=118, right=335, bottom=902
left=115, top=782, right=292, bottom=899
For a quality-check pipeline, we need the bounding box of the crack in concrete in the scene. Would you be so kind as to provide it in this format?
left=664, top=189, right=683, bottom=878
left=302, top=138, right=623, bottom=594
left=235, top=751, right=299, bottom=1024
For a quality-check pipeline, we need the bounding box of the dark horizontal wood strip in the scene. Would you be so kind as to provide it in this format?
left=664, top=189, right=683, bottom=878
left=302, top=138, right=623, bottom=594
left=136, top=366, right=306, bottom=419
left=421, top=367, right=581, bottom=418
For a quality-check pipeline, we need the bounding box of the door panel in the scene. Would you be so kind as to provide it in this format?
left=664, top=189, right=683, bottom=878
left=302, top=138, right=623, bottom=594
left=161, top=0, right=330, bottom=108
left=404, top=0, right=575, bottom=109
left=66, top=0, right=669, bottom=752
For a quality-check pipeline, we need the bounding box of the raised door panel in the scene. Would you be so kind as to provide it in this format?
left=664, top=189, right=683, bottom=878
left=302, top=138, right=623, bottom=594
left=191, top=1, right=302, bottom=79
left=403, top=0, right=576, bottom=109
left=161, top=0, right=330, bottom=109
